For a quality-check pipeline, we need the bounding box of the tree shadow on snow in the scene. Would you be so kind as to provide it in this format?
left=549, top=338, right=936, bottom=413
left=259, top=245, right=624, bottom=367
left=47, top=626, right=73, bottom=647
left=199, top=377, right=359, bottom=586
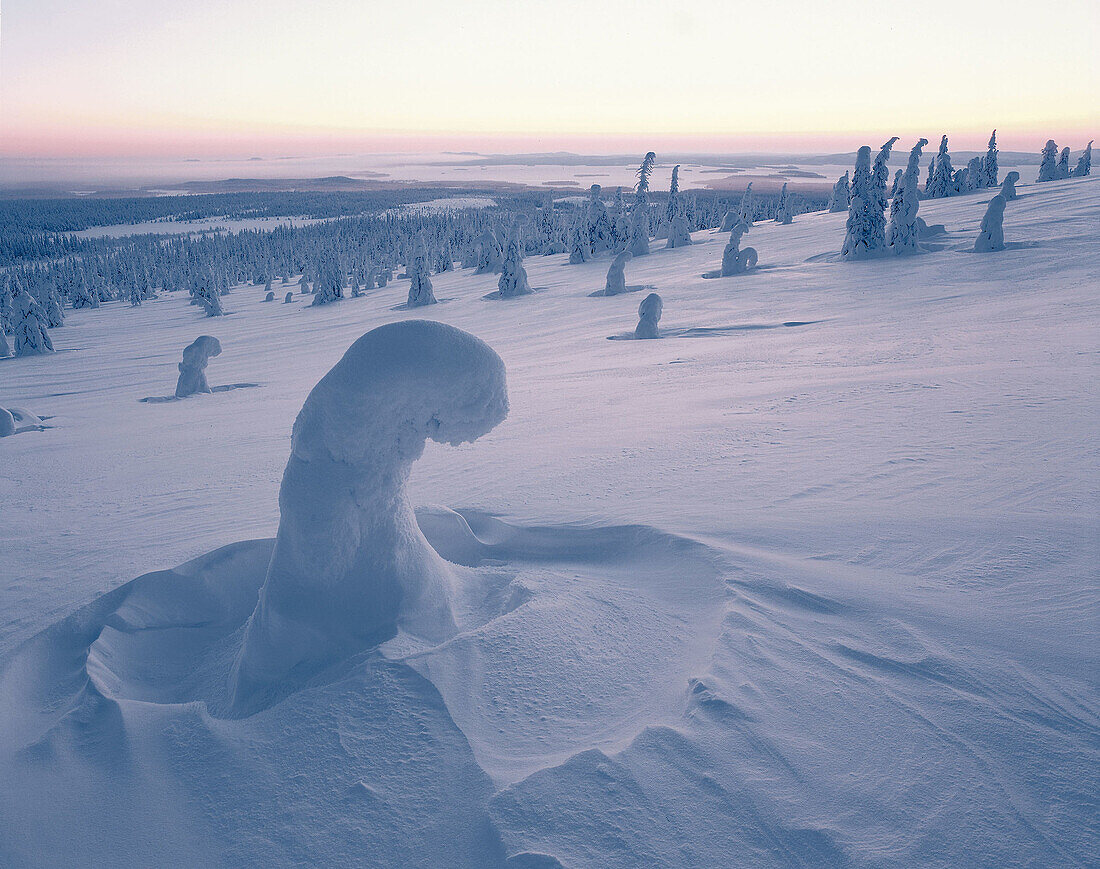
left=607, top=321, right=822, bottom=340
left=588, top=284, right=653, bottom=297
left=390, top=298, right=456, bottom=311
left=139, top=383, right=261, bottom=403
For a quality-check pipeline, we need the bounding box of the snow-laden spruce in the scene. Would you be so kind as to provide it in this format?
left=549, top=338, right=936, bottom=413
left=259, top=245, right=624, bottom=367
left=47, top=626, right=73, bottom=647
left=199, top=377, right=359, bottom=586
left=926, top=136, right=955, bottom=199
left=774, top=182, right=793, bottom=224
left=474, top=228, right=504, bottom=274
left=886, top=138, right=929, bottom=255
left=569, top=213, right=592, bottom=264
left=496, top=237, right=532, bottom=298
left=0, top=330, right=10, bottom=360
left=283, top=291, right=294, bottom=304
left=737, top=182, right=754, bottom=224
left=967, top=157, right=985, bottom=190
left=868, top=137, right=899, bottom=249
left=1073, top=141, right=1092, bottom=176
left=12, top=286, right=54, bottom=356
left=721, top=220, right=758, bottom=275
left=70, top=276, right=99, bottom=310
left=229, top=320, right=508, bottom=712
left=635, top=293, right=663, bottom=339
left=841, top=146, right=882, bottom=260
left=828, top=172, right=850, bottom=212
left=175, top=336, right=223, bottom=398
left=1057, top=147, right=1072, bottom=180
left=600, top=251, right=632, bottom=295
left=634, top=152, right=656, bottom=206
left=585, top=185, right=613, bottom=254
left=666, top=212, right=692, bottom=248
left=1037, top=140, right=1060, bottom=182
left=406, top=238, right=437, bottom=307
left=1000, top=170, right=1020, bottom=200
left=985, top=130, right=999, bottom=187
left=629, top=203, right=650, bottom=257
left=974, top=194, right=1007, bottom=253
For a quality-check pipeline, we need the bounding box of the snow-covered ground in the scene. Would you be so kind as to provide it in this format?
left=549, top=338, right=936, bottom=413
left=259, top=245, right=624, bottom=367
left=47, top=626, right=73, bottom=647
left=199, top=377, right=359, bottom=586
left=1, top=176, right=1097, bottom=867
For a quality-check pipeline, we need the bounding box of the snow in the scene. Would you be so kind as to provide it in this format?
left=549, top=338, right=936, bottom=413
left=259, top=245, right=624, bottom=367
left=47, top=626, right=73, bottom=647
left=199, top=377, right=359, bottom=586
left=1, top=175, right=1098, bottom=867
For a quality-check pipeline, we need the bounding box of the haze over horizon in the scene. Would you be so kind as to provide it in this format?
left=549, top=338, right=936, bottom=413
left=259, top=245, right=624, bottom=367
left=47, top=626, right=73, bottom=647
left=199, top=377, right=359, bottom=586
left=2, top=0, right=1096, bottom=161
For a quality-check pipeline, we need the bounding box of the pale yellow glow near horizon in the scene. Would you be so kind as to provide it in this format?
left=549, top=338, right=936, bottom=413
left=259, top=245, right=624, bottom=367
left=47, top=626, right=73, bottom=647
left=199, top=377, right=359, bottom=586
left=2, top=0, right=1097, bottom=157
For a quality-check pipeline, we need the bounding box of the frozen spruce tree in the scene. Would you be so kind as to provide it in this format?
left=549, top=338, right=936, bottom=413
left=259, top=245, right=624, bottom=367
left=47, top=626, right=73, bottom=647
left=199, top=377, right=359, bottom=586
left=828, top=172, right=850, bottom=212
left=666, top=200, right=692, bottom=248
left=129, top=284, right=143, bottom=307
left=984, top=130, right=999, bottom=187
left=475, top=228, right=504, bottom=274
left=635, top=293, right=663, bottom=339
left=406, top=239, right=437, bottom=307
left=284, top=291, right=294, bottom=304
left=629, top=202, right=650, bottom=257
left=869, top=137, right=899, bottom=248
left=886, top=138, right=929, bottom=255
left=889, top=169, right=903, bottom=199
left=587, top=185, right=614, bottom=253
left=0, top=278, right=13, bottom=335
left=299, top=274, right=309, bottom=295
left=974, top=194, right=1007, bottom=252
left=721, top=220, right=758, bottom=275
left=175, top=336, right=222, bottom=398
left=612, top=187, right=631, bottom=251
left=1057, top=147, right=1071, bottom=179
left=70, top=276, right=99, bottom=309
left=841, top=146, right=882, bottom=260
left=0, top=330, right=10, bottom=360
left=43, top=289, right=65, bottom=328
left=737, top=182, right=754, bottom=224
left=497, top=238, right=533, bottom=298
left=1073, top=141, right=1093, bottom=176
left=967, top=157, right=985, bottom=190
left=1037, top=140, right=1059, bottom=182
left=999, top=170, right=1020, bottom=200
left=634, top=151, right=656, bottom=206
left=569, top=212, right=592, bottom=264
left=926, top=136, right=955, bottom=198
left=12, top=288, right=54, bottom=356
left=662, top=165, right=682, bottom=237
left=311, top=261, right=345, bottom=306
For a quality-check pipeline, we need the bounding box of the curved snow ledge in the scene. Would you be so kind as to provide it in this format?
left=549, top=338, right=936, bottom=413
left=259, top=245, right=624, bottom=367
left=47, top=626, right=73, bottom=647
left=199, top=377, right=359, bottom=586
left=230, top=320, right=508, bottom=713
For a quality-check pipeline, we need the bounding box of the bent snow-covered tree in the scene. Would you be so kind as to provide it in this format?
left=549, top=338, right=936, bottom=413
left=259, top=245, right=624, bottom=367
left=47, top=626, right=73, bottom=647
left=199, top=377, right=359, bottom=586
left=635, top=293, right=663, bottom=339
left=1073, top=141, right=1093, bottom=177
left=229, top=320, right=508, bottom=713
left=999, top=171, right=1020, bottom=200
left=175, top=335, right=223, bottom=398
left=1037, top=140, right=1059, bottom=182
left=974, top=194, right=1007, bottom=252
left=1056, top=147, right=1071, bottom=180
left=587, top=185, right=613, bottom=254
left=569, top=213, right=593, bottom=264
left=721, top=220, right=757, bottom=275
left=886, top=138, right=929, bottom=255
left=601, top=251, right=632, bottom=295
left=629, top=203, right=650, bottom=257
left=634, top=151, right=656, bottom=206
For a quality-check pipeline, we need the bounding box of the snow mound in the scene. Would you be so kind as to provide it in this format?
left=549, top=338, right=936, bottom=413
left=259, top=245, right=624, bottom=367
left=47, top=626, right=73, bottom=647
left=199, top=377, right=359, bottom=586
left=230, top=320, right=508, bottom=712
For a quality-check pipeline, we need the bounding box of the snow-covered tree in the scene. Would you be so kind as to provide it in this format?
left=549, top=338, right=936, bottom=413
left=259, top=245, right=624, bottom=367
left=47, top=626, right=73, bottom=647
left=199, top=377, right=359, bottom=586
left=70, top=276, right=99, bottom=309
left=611, top=187, right=630, bottom=251
left=889, top=169, right=903, bottom=199
left=130, top=284, right=143, bottom=307
left=1057, top=147, right=1071, bottom=179
left=0, top=330, right=10, bottom=360
left=634, top=152, right=656, bottom=205
left=1073, top=141, right=1093, bottom=176
left=886, top=138, right=929, bottom=255
left=299, top=274, right=310, bottom=295
left=984, top=130, right=999, bottom=187
left=586, top=185, right=613, bottom=254
left=1037, top=140, right=1059, bottom=182
left=474, top=228, right=504, bottom=274
left=841, top=146, right=886, bottom=260
left=999, top=171, right=1020, bottom=200
left=629, top=202, right=650, bottom=257
left=601, top=251, right=631, bottom=295
left=175, top=336, right=222, bottom=398
left=974, top=194, right=1006, bottom=252
left=496, top=237, right=532, bottom=298
left=828, top=172, right=850, bottom=212
left=43, top=290, right=65, bottom=328
left=311, top=260, right=344, bottom=306
left=967, top=157, right=985, bottom=190
left=925, top=136, right=954, bottom=198
left=737, top=182, right=754, bottom=224
left=868, top=137, right=899, bottom=249
left=666, top=210, right=692, bottom=248
left=634, top=293, right=663, bottom=339
left=12, top=288, right=54, bottom=356
left=0, top=278, right=13, bottom=335
left=721, top=220, right=757, bottom=275
left=569, top=212, right=592, bottom=264
left=406, top=238, right=437, bottom=307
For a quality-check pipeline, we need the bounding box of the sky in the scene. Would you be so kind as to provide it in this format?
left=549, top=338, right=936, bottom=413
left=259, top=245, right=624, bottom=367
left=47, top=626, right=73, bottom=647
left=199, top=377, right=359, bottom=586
left=1, top=0, right=1097, bottom=158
